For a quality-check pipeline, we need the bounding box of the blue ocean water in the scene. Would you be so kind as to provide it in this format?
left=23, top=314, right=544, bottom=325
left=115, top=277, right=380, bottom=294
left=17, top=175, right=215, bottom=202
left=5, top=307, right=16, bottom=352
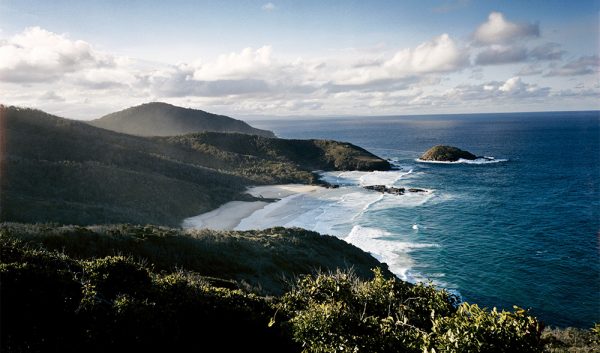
left=250, top=111, right=600, bottom=328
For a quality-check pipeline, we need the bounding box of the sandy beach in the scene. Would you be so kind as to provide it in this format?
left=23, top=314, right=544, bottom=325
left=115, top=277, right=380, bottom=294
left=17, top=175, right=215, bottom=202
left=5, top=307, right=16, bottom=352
left=182, top=184, right=322, bottom=230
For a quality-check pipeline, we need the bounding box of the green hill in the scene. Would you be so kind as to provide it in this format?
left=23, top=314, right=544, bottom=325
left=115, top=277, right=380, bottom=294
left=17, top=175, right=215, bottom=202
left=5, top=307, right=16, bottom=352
left=166, top=131, right=391, bottom=171
left=0, top=223, right=392, bottom=295
left=89, top=102, right=276, bottom=137
left=0, top=105, right=389, bottom=226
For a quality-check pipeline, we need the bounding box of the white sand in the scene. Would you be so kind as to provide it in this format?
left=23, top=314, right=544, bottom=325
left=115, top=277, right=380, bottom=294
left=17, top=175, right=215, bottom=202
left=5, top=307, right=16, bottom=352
left=182, top=201, right=268, bottom=230
left=182, top=184, right=324, bottom=230
left=246, top=184, right=321, bottom=199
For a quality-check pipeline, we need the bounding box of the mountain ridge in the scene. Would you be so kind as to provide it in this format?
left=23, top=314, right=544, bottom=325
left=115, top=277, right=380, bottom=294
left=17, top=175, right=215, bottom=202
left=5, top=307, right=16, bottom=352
left=88, top=102, right=276, bottom=137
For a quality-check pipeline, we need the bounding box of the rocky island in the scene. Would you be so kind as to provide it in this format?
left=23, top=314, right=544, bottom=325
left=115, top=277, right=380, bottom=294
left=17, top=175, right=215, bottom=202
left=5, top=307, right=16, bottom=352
left=419, top=145, right=477, bottom=162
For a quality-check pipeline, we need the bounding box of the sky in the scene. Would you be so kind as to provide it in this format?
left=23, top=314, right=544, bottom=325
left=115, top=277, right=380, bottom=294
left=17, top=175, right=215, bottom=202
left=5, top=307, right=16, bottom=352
left=0, top=0, right=598, bottom=120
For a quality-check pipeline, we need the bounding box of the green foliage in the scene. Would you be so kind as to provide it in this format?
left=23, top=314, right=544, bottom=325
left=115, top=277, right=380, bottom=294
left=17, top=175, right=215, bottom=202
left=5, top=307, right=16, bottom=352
left=2, top=224, right=588, bottom=353
left=278, top=269, right=548, bottom=353
left=542, top=325, right=600, bottom=352
left=429, top=303, right=544, bottom=353
left=0, top=223, right=392, bottom=295
left=0, top=237, right=297, bottom=353
left=279, top=269, right=457, bottom=353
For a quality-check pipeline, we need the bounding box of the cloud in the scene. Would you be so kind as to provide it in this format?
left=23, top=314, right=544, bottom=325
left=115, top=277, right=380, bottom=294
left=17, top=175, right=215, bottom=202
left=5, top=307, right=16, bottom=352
left=545, top=55, right=599, bottom=76
left=474, top=12, right=539, bottom=45
left=474, top=41, right=566, bottom=67
left=0, top=27, right=112, bottom=83
left=440, top=76, right=550, bottom=102
left=39, top=90, right=65, bottom=102
left=517, top=64, right=543, bottom=76
left=261, top=2, right=275, bottom=11
left=1, top=23, right=594, bottom=118
left=333, top=34, right=469, bottom=86
left=475, top=45, right=528, bottom=65
left=192, top=46, right=274, bottom=81
left=386, top=34, right=468, bottom=73
left=529, top=43, right=564, bottom=61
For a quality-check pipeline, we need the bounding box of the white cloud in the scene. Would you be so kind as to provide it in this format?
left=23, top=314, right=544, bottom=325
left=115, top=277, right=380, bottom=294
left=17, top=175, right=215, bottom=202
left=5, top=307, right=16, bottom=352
left=1, top=21, right=595, bottom=118
left=474, top=12, right=539, bottom=45
left=386, top=34, right=468, bottom=73
left=332, top=34, right=468, bottom=86
left=0, top=27, right=112, bottom=82
left=192, top=46, right=274, bottom=81
left=261, top=2, right=275, bottom=11
left=545, top=55, right=599, bottom=76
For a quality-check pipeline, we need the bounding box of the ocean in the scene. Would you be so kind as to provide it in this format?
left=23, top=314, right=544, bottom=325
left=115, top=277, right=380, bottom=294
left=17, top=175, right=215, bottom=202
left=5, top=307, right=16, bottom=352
left=246, top=111, right=599, bottom=328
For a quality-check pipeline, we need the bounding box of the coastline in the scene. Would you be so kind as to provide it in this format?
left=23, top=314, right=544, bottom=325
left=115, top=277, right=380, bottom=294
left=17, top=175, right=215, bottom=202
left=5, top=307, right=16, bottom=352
left=182, top=184, right=322, bottom=230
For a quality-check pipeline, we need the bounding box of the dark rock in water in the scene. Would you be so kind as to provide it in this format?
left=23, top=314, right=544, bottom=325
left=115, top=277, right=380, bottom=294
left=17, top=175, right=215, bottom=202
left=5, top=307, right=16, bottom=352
left=420, top=145, right=477, bottom=162
left=364, top=185, right=405, bottom=195
left=407, top=188, right=426, bottom=193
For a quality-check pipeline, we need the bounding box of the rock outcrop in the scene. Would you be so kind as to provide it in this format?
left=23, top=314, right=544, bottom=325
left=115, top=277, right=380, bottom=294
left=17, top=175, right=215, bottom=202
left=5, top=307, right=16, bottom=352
left=363, top=185, right=428, bottom=195
left=419, top=145, right=477, bottom=162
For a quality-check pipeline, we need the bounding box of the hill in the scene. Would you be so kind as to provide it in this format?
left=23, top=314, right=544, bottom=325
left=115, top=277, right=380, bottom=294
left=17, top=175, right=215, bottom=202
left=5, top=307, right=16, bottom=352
left=162, top=131, right=392, bottom=172
left=0, top=223, right=393, bottom=294
left=0, top=223, right=571, bottom=353
left=89, top=102, right=276, bottom=137
left=0, top=105, right=389, bottom=226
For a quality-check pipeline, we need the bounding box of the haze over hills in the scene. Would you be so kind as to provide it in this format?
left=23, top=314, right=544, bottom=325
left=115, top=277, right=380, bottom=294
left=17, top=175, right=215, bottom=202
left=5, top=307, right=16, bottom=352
left=89, top=102, right=276, bottom=137
left=0, top=105, right=389, bottom=226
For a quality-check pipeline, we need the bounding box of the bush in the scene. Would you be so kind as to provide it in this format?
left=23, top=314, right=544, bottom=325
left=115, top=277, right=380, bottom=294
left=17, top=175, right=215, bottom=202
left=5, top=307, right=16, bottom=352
left=429, top=304, right=544, bottom=353
left=278, top=269, right=457, bottom=353
left=279, top=269, right=545, bottom=353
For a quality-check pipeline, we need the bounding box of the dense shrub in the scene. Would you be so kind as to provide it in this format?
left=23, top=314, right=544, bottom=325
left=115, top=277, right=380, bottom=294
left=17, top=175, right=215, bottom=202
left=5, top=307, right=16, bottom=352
left=278, top=269, right=548, bottom=353
left=278, top=269, right=457, bottom=353
left=0, top=238, right=297, bottom=353
left=429, top=304, right=544, bottom=353
left=1, top=226, right=594, bottom=353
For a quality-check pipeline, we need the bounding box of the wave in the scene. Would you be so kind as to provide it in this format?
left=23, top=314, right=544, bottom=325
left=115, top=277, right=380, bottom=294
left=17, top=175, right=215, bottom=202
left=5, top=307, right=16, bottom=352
left=345, top=225, right=439, bottom=282
left=415, top=157, right=508, bottom=164
left=320, top=169, right=413, bottom=187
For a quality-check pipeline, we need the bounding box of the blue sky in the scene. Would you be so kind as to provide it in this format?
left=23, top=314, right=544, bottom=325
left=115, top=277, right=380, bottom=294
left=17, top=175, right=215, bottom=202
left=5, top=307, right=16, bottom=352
left=1, top=0, right=598, bottom=119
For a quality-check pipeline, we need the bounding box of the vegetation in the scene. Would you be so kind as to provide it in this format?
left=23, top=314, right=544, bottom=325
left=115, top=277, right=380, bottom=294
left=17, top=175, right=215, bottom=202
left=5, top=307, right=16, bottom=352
left=541, top=325, right=600, bottom=353
left=0, top=238, right=296, bottom=352
left=165, top=131, right=391, bottom=172
left=1, top=106, right=389, bottom=226
left=2, top=223, right=594, bottom=352
left=0, top=223, right=392, bottom=295
left=89, top=101, right=276, bottom=137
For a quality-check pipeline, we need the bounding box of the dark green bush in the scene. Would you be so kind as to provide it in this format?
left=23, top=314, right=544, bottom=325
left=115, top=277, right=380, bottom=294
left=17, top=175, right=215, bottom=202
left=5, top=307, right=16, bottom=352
left=0, top=239, right=297, bottom=353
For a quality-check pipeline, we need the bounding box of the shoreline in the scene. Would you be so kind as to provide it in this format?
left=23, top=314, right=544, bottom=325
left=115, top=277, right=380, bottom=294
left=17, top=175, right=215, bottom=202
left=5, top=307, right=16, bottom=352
left=182, top=184, right=322, bottom=230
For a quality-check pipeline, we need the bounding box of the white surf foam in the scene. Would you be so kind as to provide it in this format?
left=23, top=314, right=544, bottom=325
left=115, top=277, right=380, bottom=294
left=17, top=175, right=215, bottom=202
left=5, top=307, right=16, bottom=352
left=320, top=169, right=412, bottom=187
left=345, top=225, right=439, bottom=282
left=415, top=157, right=508, bottom=164
left=233, top=167, right=447, bottom=286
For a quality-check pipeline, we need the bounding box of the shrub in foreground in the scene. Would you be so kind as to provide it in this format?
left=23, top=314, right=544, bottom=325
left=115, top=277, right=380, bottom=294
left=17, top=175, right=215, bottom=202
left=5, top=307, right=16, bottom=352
left=2, top=232, right=591, bottom=353
left=278, top=269, right=545, bottom=353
